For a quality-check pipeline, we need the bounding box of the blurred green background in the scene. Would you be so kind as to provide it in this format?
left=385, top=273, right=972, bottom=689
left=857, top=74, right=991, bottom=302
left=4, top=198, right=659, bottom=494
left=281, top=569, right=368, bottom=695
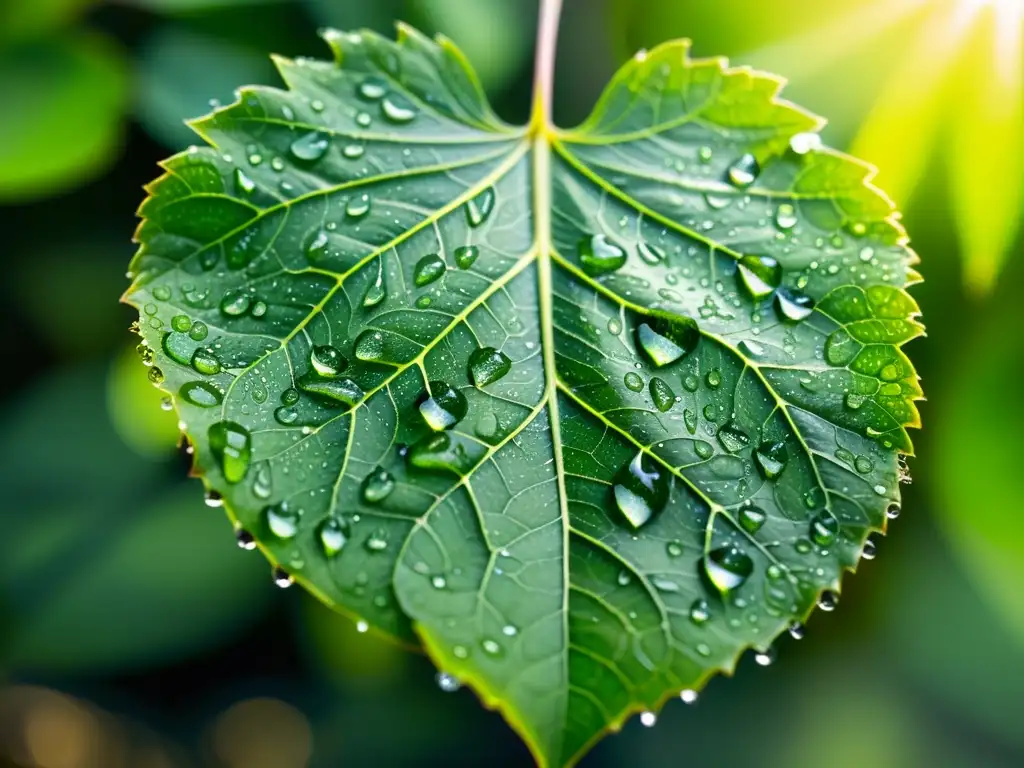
left=1, top=0, right=1022, bottom=765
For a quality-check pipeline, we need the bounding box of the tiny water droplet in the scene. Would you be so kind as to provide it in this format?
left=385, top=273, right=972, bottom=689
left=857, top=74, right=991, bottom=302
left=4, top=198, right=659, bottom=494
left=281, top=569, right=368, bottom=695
left=363, top=258, right=386, bottom=307
left=789, top=622, right=806, bottom=640
left=727, top=153, right=760, bottom=187
left=809, top=513, right=839, bottom=546
left=364, top=528, right=389, bottom=552
left=775, top=203, right=797, bottom=230
left=817, top=591, right=839, bottom=612
left=466, top=187, right=495, bottom=227
left=346, top=193, right=371, bottom=218
left=362, top=468, right=396, bottom=503
left=290, top=131, right=330, bottom=162
left=381, top=94, right=417, bottom=123
left=273, top=567, right=294, bottom=588
left=790, top=132, right=822, bottom=154
left=640, top=711, right=657, bottom=727
left=680, top=689, right=698, bottom=704
left=454, top=245, right=479, bottom=269
left=204, top=490, right=223, bottom=508
left=319, top=517, right=350, bottom=556
left=738, top=506, right=767, bottom=534
left=436, top=672, right=461, bottom=692
left=689, top=599, right=710, bottom=625
left=754, top=647, right=776, bottom=667
left=886, top=503, right=901, bottom=520
left=861, top=537, right=877, bottom=560
left=235, top=528, right=256, bottom=550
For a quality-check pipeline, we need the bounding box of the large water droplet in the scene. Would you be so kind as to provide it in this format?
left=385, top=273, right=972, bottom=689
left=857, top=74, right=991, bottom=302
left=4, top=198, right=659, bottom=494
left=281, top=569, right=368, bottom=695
left=265, top=502, right=299, bottom=539
left=235, top=527, right=256, bottom=550
left=624, top=372, right=644, bottom=392
left=727, top=153, right=760, bottom=188
left=362, top=468, right=396, bottom=503
left=775, top=288, right=814, bottom=322
left=716, top=421, right=749, bottom=454
left=234, top=168, right=256, bottom=195
left=419, top=381, right=468, bottom=430
left=298, top=375, right=364, bottom=407
left=220, top=291, right=251, bottom=316
left=346, top=194, right=371, bottom=218
left=737, top=254, right=782, bottom=300
left=640, top=711, right=657, bottom=727
left=191, top=347, right=222, bottom=377
left=180, top=380, right=223, bottom=408
left=290, top=131, right=330, bottom=162
left=738, top=506, right=767, bottom=534
left=775, top=203, right=797, bottom=230
left=635, top=315, right=699, bottom=367
left=755, top=440, right=788, bottom=480
left=649, top=377, right=676, bottom=412
left=703, top=546, right=753, bottom=593
left=637, top=241, right=665, bottom=265
left=468, top=347, right=511, bottom=388
left=809, top=513, right=839, bottom=546
left=354, top=330, right=388, bottom=363
left=381, top=94, right=417, bottom=123
left=612, top=451, right=670, bottom=529
left=466, top=187, right=495, bottom=227
left=306, top=229, right=329, bottom=262
left=689, top=599, right=711, bottom=625
left=311, top=345, right=347, bottom=377
left=414, top=254, right=446, bottom=286
left=408, top=432, right=479, bottom=474
left=578, top=234, right=627, bottom=276
left=273, top=567, right=294, bottom=588
left=358, top=76, right=388, bottom=100
left=209, top=421, right=252, bottom=483
left=319, top=517, right=350, bottom=556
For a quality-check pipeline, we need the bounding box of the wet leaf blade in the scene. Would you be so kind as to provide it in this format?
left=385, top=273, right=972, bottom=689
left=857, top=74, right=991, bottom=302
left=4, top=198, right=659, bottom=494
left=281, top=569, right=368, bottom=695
left=125, top=27, right=922, bottom=768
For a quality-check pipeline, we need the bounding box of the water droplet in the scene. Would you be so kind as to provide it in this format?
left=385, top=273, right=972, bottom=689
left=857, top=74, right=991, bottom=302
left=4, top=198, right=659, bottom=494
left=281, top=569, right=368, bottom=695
left=755, top=440, right=788, bottom=480
left=306, top=229, right=329, bottom=262
left=180, top=380, right=223, bottom=407
left=209, top=421, right=252, bottom=483
left=612, top=451, right=670, bottom=529
left=431, top=575, right=446, bottom=589
left=290, top=131, right=330, bottom=162
left=319, top=517, right=350, bottom=556
left=189, top=321, right=209, bottom=341
left=363, top=259, right=386, bottom=307
left=754, top=647, right=776, bottom=666
left=666, top=540, right=684, bottom=557
left=790, top=132, right=822, bottom=154
left=364, top=528, right=389, bottom=552
left=578, top=234, right=627, bottom=276
left=817, top=591, right=839, bottom=612
left=624, top=372, right=644, bottom=392
left=698, top=145, right=714, bottom=164
left=419, top=381, right=468, bottom=430
left=436, top=672, right=461, bottom=692
left=789, top=622, right=806, bottom=640
left=466, top=187, right=495, bottom=227
left=640, top=711, right=657, bottom=727
left=355, top=111, right=372, bottom=127
left=311, top=345, right=347, bottom=377
left=204, top=490, right=223, bottom=508
left=353, top=330, right=387, bottom=363
left=171, top=316, right=190, bottom=334
left=886, top=503, right=901, bottom=520
left=343, top=143, right=365, bottom=159
left=381, top=94, right=417, bottom=123
left=738, top=506, right=767, bottom=534
left=737, top=254, right=782, bottom=299
left=680, top=689, right=699, bottom=704
left=682, top=375, right=699, bottom=393
left=362, top=468, right=396, bottom=503
left=481, top=638, right=502, bottom=655
left=649, top=377, right=676, bottom=412
left=727, top=153, right=760, bottom=187
left=635, top=315, right=699, bottom=367
left=274, top=405, right=299, bottom=425
left=617, top=570, right=631, bottom=586
left=683, top=408, right=697, bottom=434
left=234, top=168, right=256, bottom=195
left=220, top=291, right=251, bottom=316
left=861, top=537, right=877, bottom=560
left=716, top=421, right=749, bottom=453
left=502, top=624, right=518, bottom=637
left=310, top=99, right=324, bottom=112
left=273, top=567, right=294, bottom=588
left=346, top=193, right=371, bottom=218
left=414, top=253, right=446, bottom=286
left=809, top=513, right=839, bottom=546
left=775, top=288, right=814, bottom=322
left=454, top=245, right=479, bottom=269
left=235, top=528, right=256, bottom=550
left=705, top=369, right=722, bottom=388
left=775, top=203, right=797, bottom=230
left=703, top=546, right=753, bottom=593
left=358, top=76, right=388, bottom=100
left=689, top=599, right=710, bottom=625
left=468, top=347, right=512, bottom=388
left=265, top=501, right=299, bottom=539
left=356, top=620, right=369, bottom=633
left=637, top=241, right=665, bottom=265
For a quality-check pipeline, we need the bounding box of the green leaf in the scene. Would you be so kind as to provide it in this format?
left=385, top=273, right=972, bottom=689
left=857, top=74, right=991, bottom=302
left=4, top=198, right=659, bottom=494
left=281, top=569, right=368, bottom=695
left=124, top=24, right=922, bottom=767
left=0, top=32, right=128, bottom=202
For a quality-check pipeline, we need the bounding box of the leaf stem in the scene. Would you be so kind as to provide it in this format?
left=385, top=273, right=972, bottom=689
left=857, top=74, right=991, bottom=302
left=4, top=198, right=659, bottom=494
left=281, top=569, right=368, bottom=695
left=531, top=0, right=563, bottom=130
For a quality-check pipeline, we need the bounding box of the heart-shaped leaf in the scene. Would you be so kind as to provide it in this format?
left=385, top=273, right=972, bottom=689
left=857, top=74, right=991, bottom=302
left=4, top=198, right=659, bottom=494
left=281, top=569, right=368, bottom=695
left=124, top=23, right=922, bottom=767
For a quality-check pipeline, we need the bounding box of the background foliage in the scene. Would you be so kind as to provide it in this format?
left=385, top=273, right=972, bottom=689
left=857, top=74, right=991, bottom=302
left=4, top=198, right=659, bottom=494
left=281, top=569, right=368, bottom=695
left=0, top=0, right=1021, bottom=766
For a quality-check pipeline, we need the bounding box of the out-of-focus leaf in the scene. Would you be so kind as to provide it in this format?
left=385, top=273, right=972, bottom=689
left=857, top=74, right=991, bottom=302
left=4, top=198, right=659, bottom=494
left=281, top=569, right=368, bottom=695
left=129, top=0, right=281, bottom=11
left=124, top=27, right=921, bottom=767
left=0, top=32, right=128, bottom=202
left=303, top=0, right=399, bottom=33
left=0, top=367, right=274, bottom=674
left=135, top=27, right=276, bottom=150
left=298, top=595, right=406, bottom=689
left=11, top=238, right=133, bottom=359
left=0, top=0, right=96, bottom=43
left=886, top=528, right=1024, bottom=749
left=946, top=12, right=1024, bottom=293
left=413, top=0, right=532, bottom=92
left=934, top=307, right=1024, bottom=645
left=108, top=342, right=182, bottom=458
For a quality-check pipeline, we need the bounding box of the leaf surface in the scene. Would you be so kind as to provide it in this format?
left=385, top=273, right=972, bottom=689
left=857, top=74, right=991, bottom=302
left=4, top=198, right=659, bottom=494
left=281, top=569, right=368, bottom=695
left=124, top=26, right=921, bottom=767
